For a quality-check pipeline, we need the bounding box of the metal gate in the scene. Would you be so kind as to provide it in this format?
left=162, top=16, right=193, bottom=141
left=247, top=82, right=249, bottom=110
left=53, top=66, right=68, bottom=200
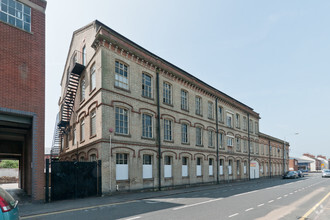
left=47, top=160, right=101, bottom=201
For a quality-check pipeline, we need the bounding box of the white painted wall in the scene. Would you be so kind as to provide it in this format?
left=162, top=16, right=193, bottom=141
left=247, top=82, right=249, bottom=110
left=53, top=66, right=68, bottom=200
left=0, top=168, right=18, bottom=178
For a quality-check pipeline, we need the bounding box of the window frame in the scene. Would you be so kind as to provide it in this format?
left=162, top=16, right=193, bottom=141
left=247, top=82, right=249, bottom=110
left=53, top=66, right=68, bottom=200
left=226, top=113, right=233, bottom=128
left=196, top=157, right=202, bottom=176
left=209, top=158, right=214, bottom=176
left=72, top=126, right=76, bottom=146
left=208, top=101, right=214, bottom=119
left=208, top=130, right=214, bottom=147
left=235, top=113, right=240, bottom=129
left=116, top=153, right=128, bottom=164
left=249, top=119, right=254, bottom=133
left=243, top=116, right=247, bottom=130
left=237, top=160, right=240, bottom=175
left=218, top=106, right=223, bottom=122
left=181, top=123, right=189, bottom=144
left=142, top=73, right=152, bottom=98
left=90, top=154, right=97, bottom=162
left=90, top=63, right=96, bottom=92
left=90, top=109, right=96, bottom=137
left=236, top=137, right=240, bottom=151
left=115, top=107, right=129, bottom=135
left=116, top=153, right=129, bottom=180
left=80, top=118, right=85, bottom=141
left=228, top=159, right=233, bottom=175
left=195, top=96, right=202, bottom=115
left=181, top=89, right=188, bottom=111
left=163, top=119, right=172, bottom=141
left=250, top=141, right=254, bottom=154
left=164, top=156, right=172, bottom=178
left=219, top=133, right=224, bottom=149
left=243, top=139, right=247, bottom=152
left=163, top=82, right=172, bottom=105
left=227, top=136, right=234, bottom=147
left=196, top=126, right=203, bottom=146
left=143, top=154, right=152, bottom=165
left=220, top=159, right=224, bottom=175
left=142, top=154, right=153, bottom=179
left=142, top=113, right=153, bottom=139
left=82, top=45, right=86, bottom=66
left=80, top=77, right=86, bottom=102
left=182, top=157, right=188, bottom=177
left=0, top=0, right=31, bottom=32
left=115, top=60, right=129, bottom=90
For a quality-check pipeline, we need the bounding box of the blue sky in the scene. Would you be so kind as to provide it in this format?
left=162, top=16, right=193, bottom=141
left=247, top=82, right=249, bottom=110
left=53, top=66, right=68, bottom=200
left=46, top=0, right=330, bottom=157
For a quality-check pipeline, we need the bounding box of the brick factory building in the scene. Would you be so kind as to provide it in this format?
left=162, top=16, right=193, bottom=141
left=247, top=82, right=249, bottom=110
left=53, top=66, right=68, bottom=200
left=58, top=20, right=289, bottom=193
left=0, top=0, right=46, bottom=201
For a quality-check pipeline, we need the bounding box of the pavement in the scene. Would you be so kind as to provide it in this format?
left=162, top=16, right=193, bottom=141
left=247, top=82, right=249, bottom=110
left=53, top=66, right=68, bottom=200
left=1, top=177, right=282, bottom=218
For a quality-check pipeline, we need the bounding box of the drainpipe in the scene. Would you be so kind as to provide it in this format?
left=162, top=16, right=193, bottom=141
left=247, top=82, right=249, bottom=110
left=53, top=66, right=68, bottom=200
left=215, top=98, right=219, bottom=184
left=283, top=141, right=285, bottom=175
left=156, top=68, right=162, bottom=191
left=269, top=140, right=271, bottom=179
left=247, top=113, right=250, bottom=180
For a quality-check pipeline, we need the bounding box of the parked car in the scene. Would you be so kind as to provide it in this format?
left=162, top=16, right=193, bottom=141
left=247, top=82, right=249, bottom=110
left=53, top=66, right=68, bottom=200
left=282, top=171, right=298, bottom=179
left=322, top=169, right=330, bottom=178
left=297, top=170, right=304, bottom=178
left=0, top=186, right=19, bottom=220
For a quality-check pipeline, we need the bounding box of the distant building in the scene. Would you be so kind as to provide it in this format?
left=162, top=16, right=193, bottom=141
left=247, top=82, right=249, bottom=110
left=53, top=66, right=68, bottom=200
left=293, top=157, right=313, bottom=171
left=301, top=153, right=321, bottom=172
left=289, top=158, right=298, bottom=171
left=57, top=20, right=289, bottom=193
left=0, top=0, right=47, bottom=201
left=259, top=133, right=289, bottom=176
left=316, top=155, right=328, bottom=170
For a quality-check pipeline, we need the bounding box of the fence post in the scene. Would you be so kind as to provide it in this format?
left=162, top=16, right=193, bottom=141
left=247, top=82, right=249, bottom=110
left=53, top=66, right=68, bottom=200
left=74, top=161, right=78, bottom=199
left=45, top=159, right=49, bottom=203
left=97, top=160, right=102, bottom=196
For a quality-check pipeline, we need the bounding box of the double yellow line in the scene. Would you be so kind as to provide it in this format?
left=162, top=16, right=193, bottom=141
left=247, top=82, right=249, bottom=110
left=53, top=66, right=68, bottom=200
left=299, top=192, right=330, bottom=220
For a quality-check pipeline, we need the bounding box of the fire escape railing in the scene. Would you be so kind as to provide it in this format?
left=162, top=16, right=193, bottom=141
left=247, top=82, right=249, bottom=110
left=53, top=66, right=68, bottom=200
left=58, top=50, right=86, bottom=133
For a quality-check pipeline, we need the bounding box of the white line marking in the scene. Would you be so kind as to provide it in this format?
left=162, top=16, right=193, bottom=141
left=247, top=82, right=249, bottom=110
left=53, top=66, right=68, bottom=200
left=277, top=197, right=282, bottom=200
left=245, top=208, right=254, bottom=212
left=145, top=201, right=159, bottom=204
left=290, top=193, right=293, bottom=195
left=172, top=198, right=223, bottom=210
left=125, top=217, right=141, bottom=220
left=229, top=213, right=239, bottom=218
left=294, top=191, right=298, bottom=193
left=234, top=190, right=258, bottom=197
left=284, top=194, right=288, bottom=197
left=258, top=204, right=264, bottom=207
left=268, top=200, right=274, bottom=203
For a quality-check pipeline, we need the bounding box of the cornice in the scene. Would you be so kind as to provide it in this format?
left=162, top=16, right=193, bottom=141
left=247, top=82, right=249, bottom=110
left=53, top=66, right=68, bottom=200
left=91, top=26, right=260, bottom=119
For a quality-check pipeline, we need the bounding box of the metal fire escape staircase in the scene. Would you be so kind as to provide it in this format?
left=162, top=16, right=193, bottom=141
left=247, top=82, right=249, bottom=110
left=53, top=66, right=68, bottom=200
left=58, top=51, right=85, bottom=133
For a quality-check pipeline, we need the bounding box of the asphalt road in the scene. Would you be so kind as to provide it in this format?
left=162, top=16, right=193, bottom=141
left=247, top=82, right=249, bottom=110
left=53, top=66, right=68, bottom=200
left=22, top=173, right=330, bottom=220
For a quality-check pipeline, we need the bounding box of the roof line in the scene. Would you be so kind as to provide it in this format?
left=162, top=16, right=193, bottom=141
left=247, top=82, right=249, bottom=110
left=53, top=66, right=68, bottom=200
left=92, top=20, right=258, bottom=115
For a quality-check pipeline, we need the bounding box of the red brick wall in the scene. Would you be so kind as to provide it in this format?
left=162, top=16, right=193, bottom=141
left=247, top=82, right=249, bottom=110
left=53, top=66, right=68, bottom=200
left=0, top=0, right=46, bottom=201
left=289, top=159, right=298, bottom=171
